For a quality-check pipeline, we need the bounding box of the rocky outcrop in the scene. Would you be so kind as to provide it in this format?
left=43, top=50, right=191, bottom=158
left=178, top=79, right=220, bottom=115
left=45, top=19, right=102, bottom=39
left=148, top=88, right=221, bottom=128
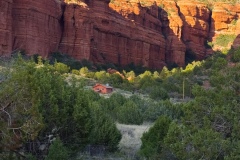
left=12, top=0, right=62, bottom=57
left=1, top=0, right=240, bottom=69
left=0, top=0, right=12, bottom=56
left=211, top=3, right=240, bottom=35
left=210, top=3, right=240, bottom=49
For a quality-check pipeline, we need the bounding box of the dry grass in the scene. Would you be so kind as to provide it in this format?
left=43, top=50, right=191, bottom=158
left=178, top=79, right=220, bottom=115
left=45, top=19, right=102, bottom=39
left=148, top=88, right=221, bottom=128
left=73, top=123, right=152, bottom=160
left=116, top=123, right=152, bottom=158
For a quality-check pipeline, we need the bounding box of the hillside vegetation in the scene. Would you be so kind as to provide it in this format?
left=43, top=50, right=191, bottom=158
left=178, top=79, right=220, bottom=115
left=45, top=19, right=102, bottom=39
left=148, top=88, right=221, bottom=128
left=1, top=47, right=240, bottom=159
left=139, top=48, right=240, bottom=159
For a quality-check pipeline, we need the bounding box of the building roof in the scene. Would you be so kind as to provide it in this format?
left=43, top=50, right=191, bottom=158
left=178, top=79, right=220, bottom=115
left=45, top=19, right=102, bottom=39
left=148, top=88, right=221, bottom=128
left=93, top=83, right=113, bottom=89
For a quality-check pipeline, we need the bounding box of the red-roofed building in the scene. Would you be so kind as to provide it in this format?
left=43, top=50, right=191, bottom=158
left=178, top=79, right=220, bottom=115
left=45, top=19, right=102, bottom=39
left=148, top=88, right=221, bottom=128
left=92, top=83, right=113, bottom=94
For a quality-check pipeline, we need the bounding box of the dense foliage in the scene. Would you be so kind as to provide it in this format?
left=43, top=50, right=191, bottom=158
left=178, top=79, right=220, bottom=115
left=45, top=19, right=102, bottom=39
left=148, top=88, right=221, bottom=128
left=116, top=100, right=143, bottom=125
left=0, top=56, right=121, bottom=159
left=2, top=46, right=240, bottom=159
left=139, top=51, right=240, bottom=159
left=140, top=116, right=172, bottom=159
left=45, top=138, right=68, bottom=160
left=0, top=52, right=201, bottom=159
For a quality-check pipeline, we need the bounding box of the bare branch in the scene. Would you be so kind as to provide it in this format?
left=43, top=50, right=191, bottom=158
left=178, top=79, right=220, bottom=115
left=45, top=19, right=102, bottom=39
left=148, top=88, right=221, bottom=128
left=8, top=127, right=22, bottom=130
left=1, top=109, right=12, bottom=126
left=0, top=101, right=12, bottom=110
left=12, top=129, right=21, bottom=140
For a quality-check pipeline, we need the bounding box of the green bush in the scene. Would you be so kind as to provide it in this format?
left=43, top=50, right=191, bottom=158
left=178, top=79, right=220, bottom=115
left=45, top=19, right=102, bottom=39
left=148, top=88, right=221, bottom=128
left=162, top=77, right=181, bottom=93
left=94, top=71, right=107, bottom=81
left=97, top=93, right=127, bottom=119
left=45, top=138, right=68, bottom=160
left=139, top=116, right=171, bottom=159
left=143, top=102, right=162, bottom=122
left=159, top=66, right=170, bottom=79
left=138, top=76, right=157, bottom=90
left=143, top=100, right=182, bottom=122
left=107, top=73, right=123, bottom=87
left=212, top=57, right=227, bottom=70
left=203, top=58, right=213, bottom=69
left=85, top=71, right=95, bottom=78
left=193, top=66, right=203, bottom=75
left=117, top=100, right=143, bottom=125
left=149, top=86, right=169, bottom=100
left=71, top=69, right=79, bottom=75
left=89, top=103, right=122, bottom=152
left=108, top=93, right=126, bottom=110
left=129, top=95, right=149, bottom=113
left=85, top=90, right=101, bottom=102
left=79, top=67, right=89, bottom=76
left=232, top=47, right=240, bottom=62
left=54, top=62, right=70, bottom=73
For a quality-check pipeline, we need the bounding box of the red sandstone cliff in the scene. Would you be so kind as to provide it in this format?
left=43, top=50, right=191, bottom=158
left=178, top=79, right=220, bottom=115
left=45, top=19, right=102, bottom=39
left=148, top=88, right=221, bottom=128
left=12, top=0, right=62, bottom=57
left=0, top=0, right=12, bottom=56
left=1, top=0, right=240, bottom=69
left=59, top=0, right=166, bottom=69
left=177, top=0, right=210, bottom=59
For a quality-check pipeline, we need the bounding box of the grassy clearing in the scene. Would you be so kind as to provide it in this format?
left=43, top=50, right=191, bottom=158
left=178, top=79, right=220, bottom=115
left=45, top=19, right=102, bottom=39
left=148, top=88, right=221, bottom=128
left=116, top=123, right=152, bottom=158
left=215, top=34, right=237, bottom=47
left=72, top=123, right=152, bottom=159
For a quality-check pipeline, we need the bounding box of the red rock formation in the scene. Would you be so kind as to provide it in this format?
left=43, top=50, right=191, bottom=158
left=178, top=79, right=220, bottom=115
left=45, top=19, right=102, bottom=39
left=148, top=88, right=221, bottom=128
left=0, top=0, right=12, bottom=56
left=156, top=0, right=186, bottom=66
left=107, top=0, right=167, bottom=69
left=210, top=3, right=240, bottom=50
left=58, top=2, right=92, bottom=61
left=1, top=0, right=240, bottom=69
left=178, top=0, right=210, bottom=59
left=12, top=0, right=62, bottom=57
left=59, top=0, right=167, bottom=69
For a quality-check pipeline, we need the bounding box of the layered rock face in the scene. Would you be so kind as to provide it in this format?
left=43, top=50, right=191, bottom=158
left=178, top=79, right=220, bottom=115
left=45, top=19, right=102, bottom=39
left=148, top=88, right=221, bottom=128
left=0, top=0, right=12, bottom=56
left=177, top=0, right=210, bottom=59
left=156, top=0, right=186, bottom=66
left=12, top=0, right=62, bottom=57
left=56, top=0, right=240, bottom=68
left=58, top=3, right=91, bottom=61
left=1, top=0, right=240, bottom=69
left=60, top=0, right=166, bottom=69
